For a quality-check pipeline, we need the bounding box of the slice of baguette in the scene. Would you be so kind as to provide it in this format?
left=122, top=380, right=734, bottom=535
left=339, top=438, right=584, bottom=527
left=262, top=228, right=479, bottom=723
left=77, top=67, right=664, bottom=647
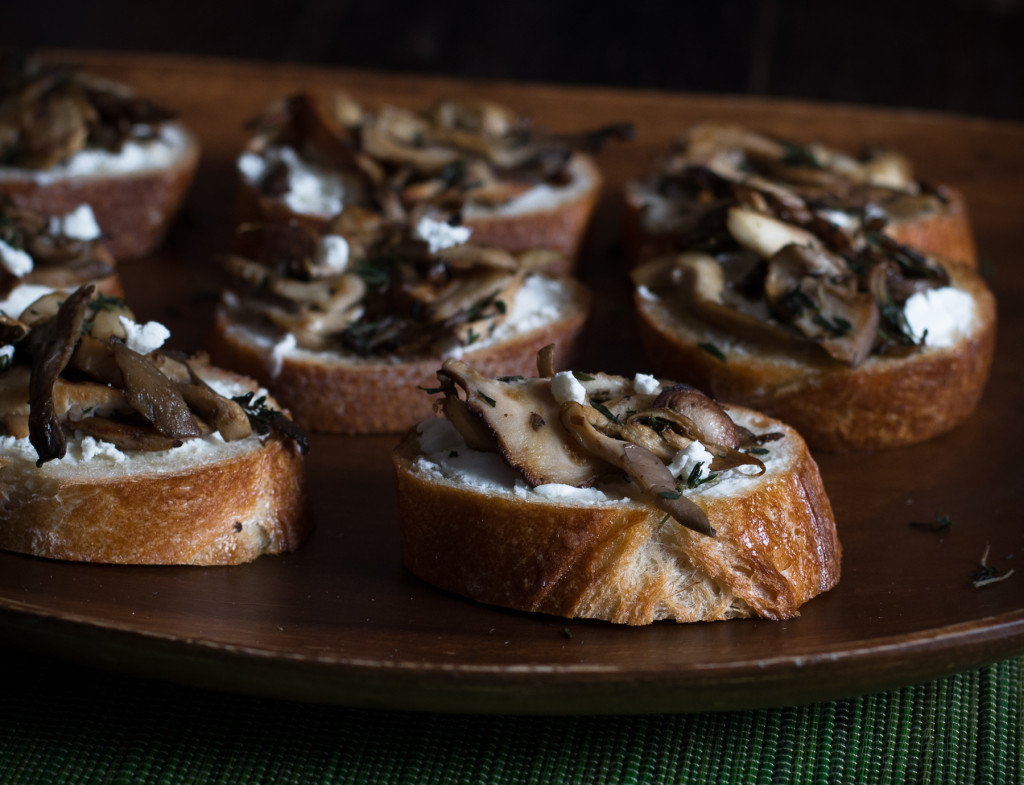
left=0, top=122, right=200, bottom=260
left=394, top=405, right=840, bottom=625
left=208, top=276, right=590, bottom=434
left=0, top=366, right=309, bottom=565
left=236, top=153, right=602, bottom=276
left=633, top=260, right=996, bottom=452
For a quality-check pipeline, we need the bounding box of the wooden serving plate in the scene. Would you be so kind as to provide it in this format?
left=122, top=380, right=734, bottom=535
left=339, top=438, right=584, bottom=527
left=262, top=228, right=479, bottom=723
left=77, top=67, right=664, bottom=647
left=0, top=52, right=1020, bottom=714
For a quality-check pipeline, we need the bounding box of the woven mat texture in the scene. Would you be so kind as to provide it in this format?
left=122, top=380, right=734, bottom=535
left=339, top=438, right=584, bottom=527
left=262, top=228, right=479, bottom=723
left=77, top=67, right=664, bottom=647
left=1, top=649, right=1020, bottom=785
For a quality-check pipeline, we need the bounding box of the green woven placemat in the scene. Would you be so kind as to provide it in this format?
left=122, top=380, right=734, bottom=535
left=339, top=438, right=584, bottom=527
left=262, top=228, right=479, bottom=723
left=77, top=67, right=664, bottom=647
left=1, top=648, right=1020, bottom=785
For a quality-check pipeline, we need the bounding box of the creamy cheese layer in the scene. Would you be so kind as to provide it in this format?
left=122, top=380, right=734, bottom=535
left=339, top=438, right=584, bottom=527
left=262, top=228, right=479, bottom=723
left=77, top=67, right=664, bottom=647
left=0, top=377, right=263, bottom=473
left=238, top=145, right=367, bottom=217
left=226, top=273, right=578, bottom=373
left=638, top=281, right=978, bottom=351
left=411, top=396, right=781, bottom=507
left=0, top=124, right=191, bottom=183
left=239, top=147, right=592, bottom=220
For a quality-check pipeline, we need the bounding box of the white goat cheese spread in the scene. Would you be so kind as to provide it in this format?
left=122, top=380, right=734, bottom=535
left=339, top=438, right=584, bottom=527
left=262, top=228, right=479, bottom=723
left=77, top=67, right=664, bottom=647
left=462, top=156, right=594, bottom=218
left=1, top=124, right=190, bottom=183
left=0, top=284, right=53, bottom=318
left=666, top=441, right=714, bottom=482
left=551, top=371, right=587, bottom=405
left=228, top=273, right=573, bottom=369
left=48, top=204, right=102, bottom=241
left=0, top=239, right=34, bottom=277
left=118, top=316, right=170, bottom=355
left=238, top=146, right=365, bottom=217
left=441, top=274, right=573, bottom=360
left=0, top=377, right=260, bottom=470
left=903, top=286, right=977, bottom=348
left=414, top=216, right=472, bottom=253
left=633, top=373, right=661, bottom=396
left=317, top=234, right=350, bottom=271
left=413, top=410, right=783, bottom=508
left=269, top=333, right=298, bottom=377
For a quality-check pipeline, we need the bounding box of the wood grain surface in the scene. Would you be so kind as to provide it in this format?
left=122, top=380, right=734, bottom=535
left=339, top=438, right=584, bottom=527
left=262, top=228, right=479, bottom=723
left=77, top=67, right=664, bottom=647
left=0, top=51, right=1021, bottom=714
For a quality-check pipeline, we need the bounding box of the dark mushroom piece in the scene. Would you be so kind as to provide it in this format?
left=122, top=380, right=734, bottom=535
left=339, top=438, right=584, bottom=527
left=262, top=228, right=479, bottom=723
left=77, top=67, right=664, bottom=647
left=764, top=244, right=879, bottom=367
left=26, top=284, right=94, bottom=465
left=112, top=342, right=202, bottom=439
left=437, top=359, right=602, bottom=487
left=651, top=384, right=746, bottom=449
left=560, top=402, right=714, bottom=537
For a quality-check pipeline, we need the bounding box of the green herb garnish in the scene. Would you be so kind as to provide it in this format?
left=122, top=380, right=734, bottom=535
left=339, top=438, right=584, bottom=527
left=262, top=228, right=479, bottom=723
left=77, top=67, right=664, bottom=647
left=573, top=372, right=595, bottom=382
left=417, top=385, right=445, bottom=394
left=590, top=401, right=619, bottom=423
left=232, top=392, right=310, bottom=454
left=685, top=463, right=720, bottom=489
left=477, top=390, right=496, bottom=407
left=698, top=342, right=726, bottom=363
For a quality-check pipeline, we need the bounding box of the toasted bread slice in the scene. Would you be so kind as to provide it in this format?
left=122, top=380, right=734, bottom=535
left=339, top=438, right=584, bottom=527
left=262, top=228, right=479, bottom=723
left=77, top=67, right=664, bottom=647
left=0, top=365, right=308, bottom=565
left=0, top=122, right=200, bottom=260
left=209, top=274, right=591, bottom=434
left=633, top=259, right=996, bottom=451
left=394, top=383, right=839, bottom=625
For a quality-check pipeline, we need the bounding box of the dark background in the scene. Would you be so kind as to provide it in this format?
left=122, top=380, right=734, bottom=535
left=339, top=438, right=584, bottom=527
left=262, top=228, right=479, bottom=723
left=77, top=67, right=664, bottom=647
left=5, top=0, right=1023, bottom=120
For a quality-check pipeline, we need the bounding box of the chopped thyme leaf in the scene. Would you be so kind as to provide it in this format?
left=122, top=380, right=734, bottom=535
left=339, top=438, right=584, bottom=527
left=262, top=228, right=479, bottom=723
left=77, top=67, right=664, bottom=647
left=685, top=463, right=720, bottom=489
left=698, top=342, right=726, bottom=363
left=573, top=372, right=595, bottom=381
left=477, top=390, right=497, bottom=407
left=352, top=255, right=396, bottom=289
left=561, top=627, right=573, bottom=640
left=909, top=513, right=953, bottom=533
left=89, top=293, right=127, bottom=312
left=590, top=401, right=619, bottom=423
left=658, top=490, right=682, bottom=500
left=497, top=375, right=524, bottom=383
left=494, top=299, right=507, bottom=315
left=465, top=327, right=480, bottom=345
left=232, top=392, right=310, bottom=454
left=747, top=447, right=770, bottom=456
left=780, top=143, right=823, bottom=169
left=417, top=385, right=445, bottom=394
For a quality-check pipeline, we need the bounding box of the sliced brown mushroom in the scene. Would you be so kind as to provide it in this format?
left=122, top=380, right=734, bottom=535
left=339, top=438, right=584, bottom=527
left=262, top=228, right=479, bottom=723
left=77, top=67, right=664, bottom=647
left=112, top=342, right=202, bottom=439
left=560, top=402, right=714, bottom=537
left=765, top=244, right=879, bottom=367
left=178, top=369, right=252, bottom=442
left=726, top=206, right=824, bottom=259
left=438, top=359, right=602, bottom=487
left=26, top=284, right=94, bottom=465
left=639, top=252, right=794, bottom=346
left=72, top=415, right=185, bottom=452
left=651, top=384, right=745, bottom=449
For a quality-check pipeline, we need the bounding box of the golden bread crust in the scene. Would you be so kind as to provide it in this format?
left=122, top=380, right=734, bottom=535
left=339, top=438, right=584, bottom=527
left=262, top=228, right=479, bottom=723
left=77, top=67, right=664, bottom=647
left=0, top=124, right=200, bottom=260
left=0, top=369, right=309, bottom=565
left=634, top=262, right=996, bottom=451
left=393, top=409, right=840, bottom=625
left=885, top=188, right=977, bottom=269
left=208, top=280, right=591, bottom=434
